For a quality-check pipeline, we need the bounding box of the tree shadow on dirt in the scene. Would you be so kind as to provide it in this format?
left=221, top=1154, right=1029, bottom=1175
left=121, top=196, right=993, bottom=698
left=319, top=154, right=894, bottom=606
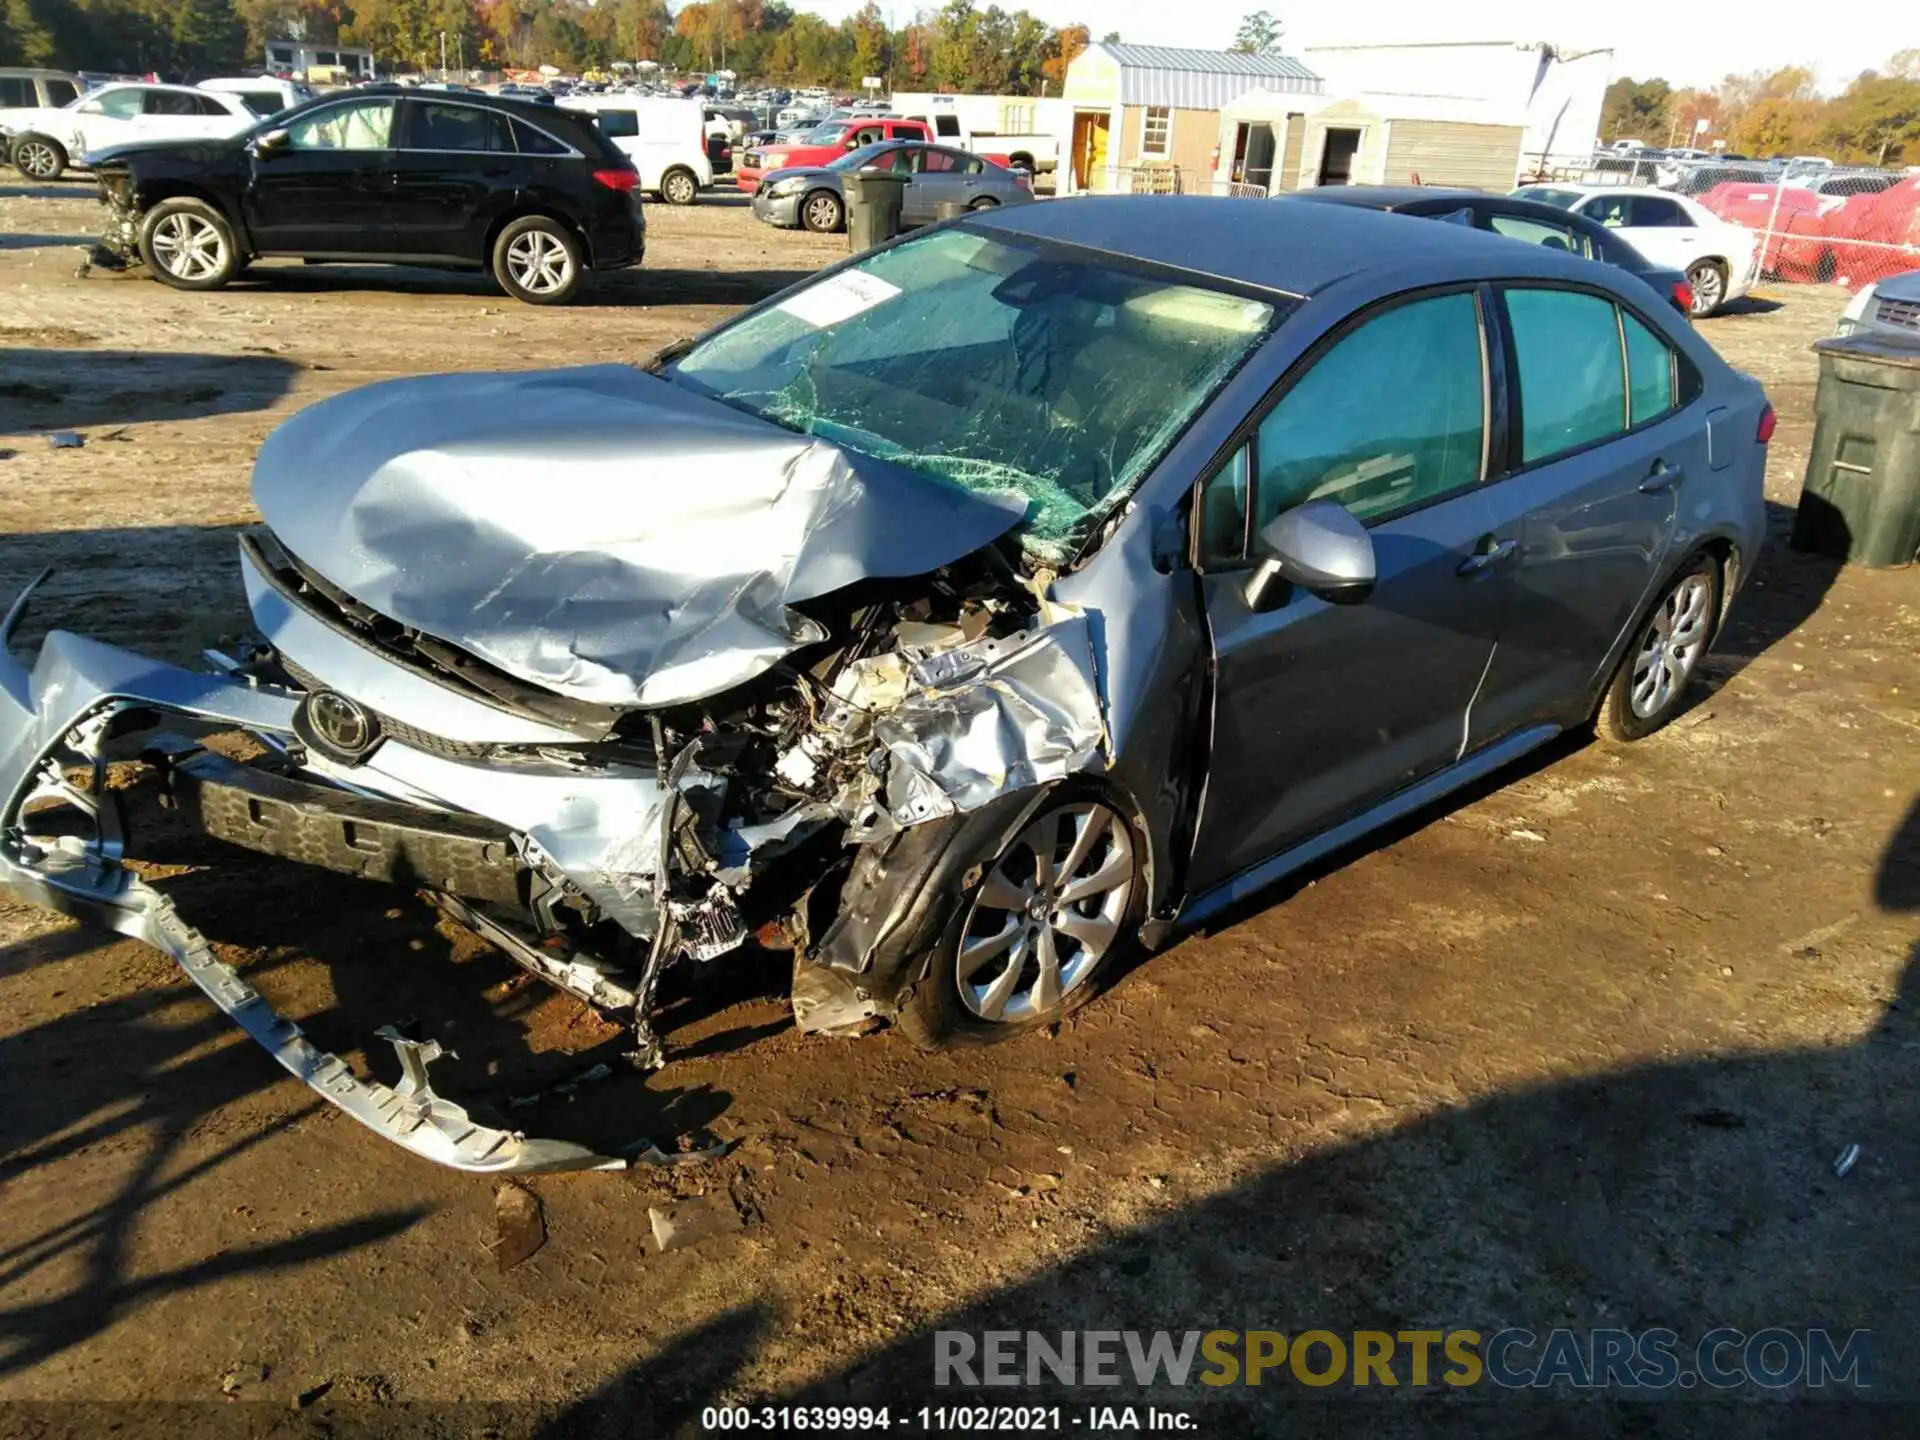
left=0, top=184, right=82, bottom=202
left=536, top=798, right=1920, bottom=1437
left=0, top=349, right=299, bottom=432
left=0, top=928, right=427, bottom=1382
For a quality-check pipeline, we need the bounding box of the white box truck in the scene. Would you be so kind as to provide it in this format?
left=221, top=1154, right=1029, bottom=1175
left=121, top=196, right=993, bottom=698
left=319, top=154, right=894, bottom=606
left=888, top=92, right=1068, bottom=175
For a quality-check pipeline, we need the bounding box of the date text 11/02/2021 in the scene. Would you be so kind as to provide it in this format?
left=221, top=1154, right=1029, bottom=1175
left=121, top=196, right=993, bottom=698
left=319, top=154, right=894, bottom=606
left=699, top=1407, right=1193, bottom=1431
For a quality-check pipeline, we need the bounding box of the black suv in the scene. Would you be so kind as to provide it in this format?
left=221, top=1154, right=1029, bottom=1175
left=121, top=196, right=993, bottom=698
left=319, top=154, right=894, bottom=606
left=91, top=86, right=643, bottom=304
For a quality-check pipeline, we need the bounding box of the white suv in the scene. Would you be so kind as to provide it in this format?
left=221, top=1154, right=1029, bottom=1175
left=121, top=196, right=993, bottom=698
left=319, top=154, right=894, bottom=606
left=5, top=82, right=256, bottom=181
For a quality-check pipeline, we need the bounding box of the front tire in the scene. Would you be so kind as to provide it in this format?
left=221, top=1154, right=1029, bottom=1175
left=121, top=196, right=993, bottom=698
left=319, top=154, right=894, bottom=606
left=491, top=216, right=584, bottom=305
left=1686, top=259, right=1728, bottom=317
left=11, top=135, right=67, bottom=182
left=137, top=198, right=241, bottom=291
left=659, top=166, right=699, bottom=206
left=898, top=792, right=1142, bottom=1048
left=1596, top=553, right=1722, bottom=743
left=801, top=189, right=844, bottom=233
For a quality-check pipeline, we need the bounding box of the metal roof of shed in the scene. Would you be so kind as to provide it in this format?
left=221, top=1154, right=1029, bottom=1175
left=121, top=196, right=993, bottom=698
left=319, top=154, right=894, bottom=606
left=1094, top=44, right=1324, bottom=110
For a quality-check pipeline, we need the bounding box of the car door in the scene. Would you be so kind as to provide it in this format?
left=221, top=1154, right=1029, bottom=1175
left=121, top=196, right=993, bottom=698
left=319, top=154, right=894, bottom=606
left=1579, top=193, right=1694, bottom=271
left=380, top=99, right=520, bottom=260
left=1465, top=285, right=1701, bottom=747
left=1186, top=288, right=1512, bottom=892
left=244, top=97, right=397, bottom=255
left=66, top=85, right=144, bottom=157
left=908, top=146, right=969, bottom=220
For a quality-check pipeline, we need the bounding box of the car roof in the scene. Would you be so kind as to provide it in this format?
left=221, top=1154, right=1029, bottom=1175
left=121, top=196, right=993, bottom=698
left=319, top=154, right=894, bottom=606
left=1285, top=184, right=1481, bottom=209
left=969, top=196, right=1544, bottom=297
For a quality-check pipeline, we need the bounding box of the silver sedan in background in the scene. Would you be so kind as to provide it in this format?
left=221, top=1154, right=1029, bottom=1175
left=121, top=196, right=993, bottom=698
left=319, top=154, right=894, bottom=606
left=752, top=139, right=1034, bottom=233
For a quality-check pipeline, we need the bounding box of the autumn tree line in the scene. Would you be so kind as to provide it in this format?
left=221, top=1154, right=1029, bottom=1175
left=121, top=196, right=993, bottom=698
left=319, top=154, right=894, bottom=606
left=0, top=0, right=1107, bottom=94
left=1602, top=54, right=1920, bottom=167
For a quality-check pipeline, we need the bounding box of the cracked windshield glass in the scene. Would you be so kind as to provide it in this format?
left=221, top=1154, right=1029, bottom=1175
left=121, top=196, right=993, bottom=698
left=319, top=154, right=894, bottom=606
left=669, top=228, right=1281, bottom=563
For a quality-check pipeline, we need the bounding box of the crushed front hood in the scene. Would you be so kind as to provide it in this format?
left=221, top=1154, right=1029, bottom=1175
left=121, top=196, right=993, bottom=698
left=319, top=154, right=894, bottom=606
left=251, top=365, right=1027, bottom=709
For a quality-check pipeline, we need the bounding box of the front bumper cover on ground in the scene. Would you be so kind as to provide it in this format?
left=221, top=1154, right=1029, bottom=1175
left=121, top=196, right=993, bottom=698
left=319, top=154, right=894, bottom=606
left=0, top=588, right=634, bottom=1173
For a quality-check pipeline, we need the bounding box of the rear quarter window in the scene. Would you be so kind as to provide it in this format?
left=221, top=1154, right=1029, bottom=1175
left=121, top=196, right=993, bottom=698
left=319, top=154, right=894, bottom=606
left=594, top=109, right=639, bottom=139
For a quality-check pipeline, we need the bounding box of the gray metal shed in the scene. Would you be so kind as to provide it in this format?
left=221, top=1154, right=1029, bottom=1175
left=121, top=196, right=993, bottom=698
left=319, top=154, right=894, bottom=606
left=1097, top=44, right=1324, bottom=111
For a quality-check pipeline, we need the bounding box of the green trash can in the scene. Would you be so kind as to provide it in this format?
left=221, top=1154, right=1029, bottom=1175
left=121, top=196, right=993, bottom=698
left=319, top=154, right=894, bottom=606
left=1791, top=335, right=1920, bottom=568
left=842, top=168, right=908, bottom=252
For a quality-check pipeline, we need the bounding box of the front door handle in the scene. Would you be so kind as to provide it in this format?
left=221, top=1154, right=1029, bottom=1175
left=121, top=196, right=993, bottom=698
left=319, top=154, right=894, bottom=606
left=1457, top=537, right=1518, bottom=576
left=1639, top=461, right=1684, bottom=494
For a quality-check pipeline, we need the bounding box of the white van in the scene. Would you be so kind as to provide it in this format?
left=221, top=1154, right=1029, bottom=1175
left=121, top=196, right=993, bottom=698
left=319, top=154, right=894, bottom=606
left=561, top=95, right=713, bottom=205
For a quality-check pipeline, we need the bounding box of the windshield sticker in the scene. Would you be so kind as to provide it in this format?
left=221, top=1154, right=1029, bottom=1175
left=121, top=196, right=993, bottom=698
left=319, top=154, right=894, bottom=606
left=777, top=270, right=902, bottom=329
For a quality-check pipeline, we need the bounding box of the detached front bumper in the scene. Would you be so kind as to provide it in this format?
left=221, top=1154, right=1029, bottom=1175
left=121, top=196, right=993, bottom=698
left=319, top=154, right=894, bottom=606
left=0, top=589, right=633, bottom=1174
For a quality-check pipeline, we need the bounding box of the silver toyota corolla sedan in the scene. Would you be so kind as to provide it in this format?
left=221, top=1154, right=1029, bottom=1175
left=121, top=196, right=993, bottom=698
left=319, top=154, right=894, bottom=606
left=0, top=198, right=1772, bottom=1172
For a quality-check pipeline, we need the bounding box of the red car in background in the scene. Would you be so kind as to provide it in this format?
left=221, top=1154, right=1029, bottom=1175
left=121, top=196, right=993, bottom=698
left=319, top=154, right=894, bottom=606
left=1700, top=176, right=1920, bottom=286
left=738, top=118, right=934, bottom=193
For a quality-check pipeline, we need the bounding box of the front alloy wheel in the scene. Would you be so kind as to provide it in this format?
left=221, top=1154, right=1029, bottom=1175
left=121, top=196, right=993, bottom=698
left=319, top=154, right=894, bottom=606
left=955, top=802, right=1135, bottom=1025
left=149, top=211, right=227, bottom=283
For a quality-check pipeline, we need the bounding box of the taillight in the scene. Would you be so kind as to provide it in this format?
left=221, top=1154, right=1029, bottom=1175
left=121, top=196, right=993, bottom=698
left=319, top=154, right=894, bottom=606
left=1672, top=279, right=1694, bottom=315
left=1756, top=403, right=1776, bottom=445
left=592, top=167, right=639, bottom=192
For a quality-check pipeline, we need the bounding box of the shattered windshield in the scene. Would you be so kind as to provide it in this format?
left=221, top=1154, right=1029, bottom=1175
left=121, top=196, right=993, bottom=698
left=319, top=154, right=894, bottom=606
left=669, top=228, right=1281, bottom=563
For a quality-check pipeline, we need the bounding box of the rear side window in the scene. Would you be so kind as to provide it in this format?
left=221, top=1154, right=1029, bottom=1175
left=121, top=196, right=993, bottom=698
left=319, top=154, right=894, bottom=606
left=236, top=91, right=286, bottom=117
left=1487, top=212, right=1589, bottom=258
left=1506, top=289, right=1627, bottom=460
left=512, top=118, right=569, bottom=155
left=594, top=109, right=639, bottom=139
left=408, top=102, right=513, bottom=152
left=1628, top=196, right=1689, bottom=227
left=1238, top=291, right=1486, bottom=543
left=143, top=90, right=202, bottom=116
left=935, top=115, right=961, bottom=137
left=0, top=78, right=33, bottom=108
left=1622, top=311, right=1677, bottom=425
left=46, top=80, right=78, bottom=106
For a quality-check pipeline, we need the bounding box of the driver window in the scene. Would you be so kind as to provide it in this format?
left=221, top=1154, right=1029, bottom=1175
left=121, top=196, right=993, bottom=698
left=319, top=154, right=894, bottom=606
left=1199, top=292, right=1486, bottom=564
left=284, top=99, right=396, bottom=151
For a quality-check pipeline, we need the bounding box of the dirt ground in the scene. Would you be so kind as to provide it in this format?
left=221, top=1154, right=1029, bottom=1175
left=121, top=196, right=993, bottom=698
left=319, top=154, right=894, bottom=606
left=0, top=178, right=1915, bottom=1434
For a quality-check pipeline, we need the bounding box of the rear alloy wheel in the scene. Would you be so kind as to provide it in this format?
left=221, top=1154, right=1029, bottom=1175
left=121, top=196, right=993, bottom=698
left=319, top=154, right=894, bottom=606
left=1597, top=554, right=1722, bottom=742
left=1686, top=259, right=1727, bottom=317
left=492, top=216, right=584, bottom=305
left=659, top=167, right=699, bottom=205
left=900, top=794, right=1141, bottom=1047
left=801, top=189, right=844, bottom=233
left=11, top=135, right=67, bottom=182
left=137, top=198, right=241, bottom=291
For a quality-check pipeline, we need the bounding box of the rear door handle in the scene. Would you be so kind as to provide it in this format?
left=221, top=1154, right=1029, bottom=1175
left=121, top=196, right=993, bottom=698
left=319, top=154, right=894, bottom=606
left=1639, top=461, right=1684, bottom=494
left=1457, top=537, right=1518, bottom=576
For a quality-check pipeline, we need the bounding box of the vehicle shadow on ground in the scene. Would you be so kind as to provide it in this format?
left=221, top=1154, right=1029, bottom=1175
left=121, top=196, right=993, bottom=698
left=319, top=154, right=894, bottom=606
left=0, top=184, right=83, bottom=202
left=1700, top=506, right=1843, bottom=695
left=1706, top=295, right=1785, bottom=318
left=0, top=928, right=427, bottom=1381
left=538, top=798, right=1920, bottom=1437
left=212, top=262, right=820, bottom=311
left=0, top=232, right=91, bottom=252
left=0, top=349, right=300, bottom=433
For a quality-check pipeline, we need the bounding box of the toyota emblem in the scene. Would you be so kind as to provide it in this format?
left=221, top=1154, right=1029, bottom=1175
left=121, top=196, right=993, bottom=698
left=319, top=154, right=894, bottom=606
left=300, top=690, right=380, bottom=761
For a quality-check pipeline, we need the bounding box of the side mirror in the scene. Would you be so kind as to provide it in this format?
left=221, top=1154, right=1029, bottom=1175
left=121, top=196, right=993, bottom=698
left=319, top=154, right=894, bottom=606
left=252, top=127, right=290, bottom=157
left=1242, top=499, right=1376, bottom=612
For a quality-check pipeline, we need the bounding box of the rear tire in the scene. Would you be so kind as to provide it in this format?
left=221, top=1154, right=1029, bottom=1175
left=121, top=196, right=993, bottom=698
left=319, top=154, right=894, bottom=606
left=1596, top=553, right=1722, bottom=743
left=659, top=166, right=698, bottom=206
left=1685, top=260, right=1727, bottom=317
left=137, top=198, right=241, bottom=291
left=11, top=135, right=66, bottom=182
left=491, top=215, right=584, bottom=305
left=967, top=196, right=999, bottom=210
left=801, top=189, right=843, bottom=233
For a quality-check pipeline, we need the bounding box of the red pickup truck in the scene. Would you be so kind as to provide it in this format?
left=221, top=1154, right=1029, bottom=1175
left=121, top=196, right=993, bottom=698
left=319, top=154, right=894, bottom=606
left=737, top=118, right=933, bottom=193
